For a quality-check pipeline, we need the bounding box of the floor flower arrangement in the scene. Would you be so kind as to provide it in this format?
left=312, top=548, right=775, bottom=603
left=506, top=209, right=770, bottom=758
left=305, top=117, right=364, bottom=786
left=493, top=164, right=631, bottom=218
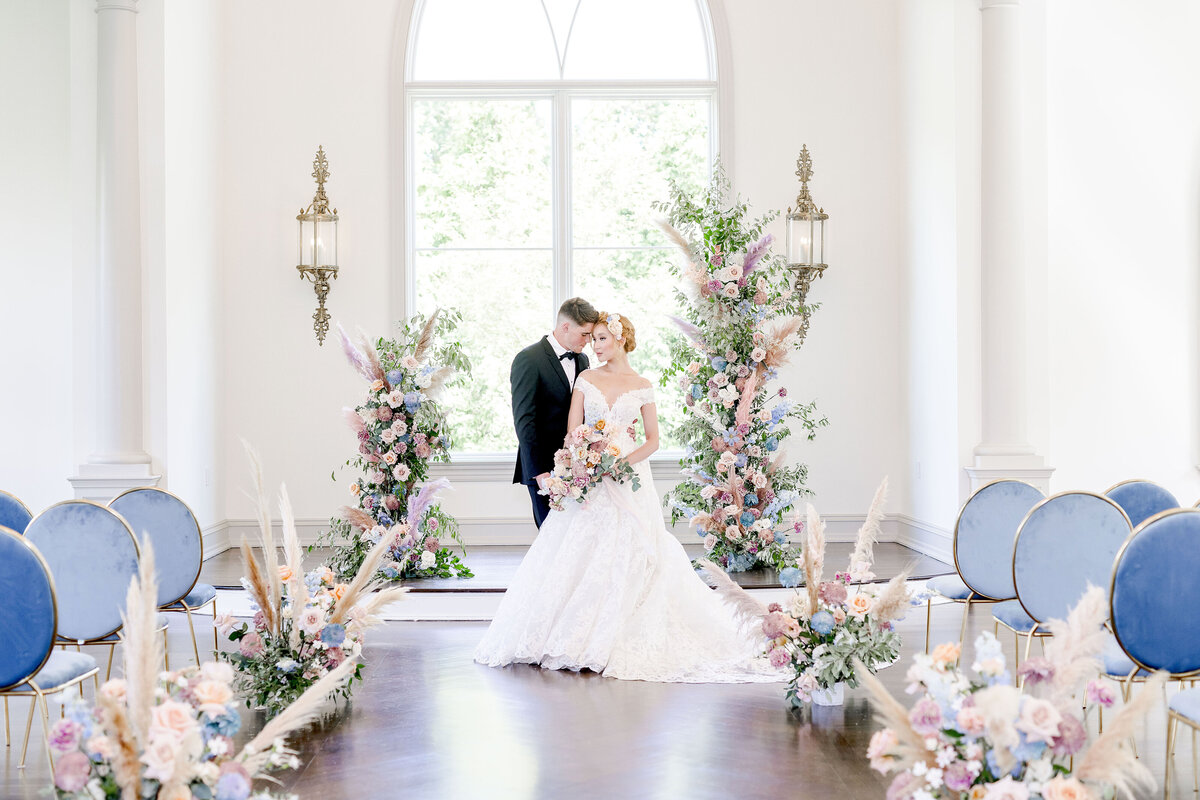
left=50, top=539, right=357, bottom=800
left=862, top=586, right=1164, bottom=799
left=219, top=446, right=407, bottom=717
left=315, top=310, right=473, bottom=581
left=705, top=479, right=912, bottom=707
left=655, top=167, right=827, bottom=572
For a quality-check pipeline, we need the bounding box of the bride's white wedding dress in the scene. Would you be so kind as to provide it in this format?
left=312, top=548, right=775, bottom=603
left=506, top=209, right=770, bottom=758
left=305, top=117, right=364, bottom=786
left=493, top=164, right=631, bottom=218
left=474, top=373, right=783, bottom=683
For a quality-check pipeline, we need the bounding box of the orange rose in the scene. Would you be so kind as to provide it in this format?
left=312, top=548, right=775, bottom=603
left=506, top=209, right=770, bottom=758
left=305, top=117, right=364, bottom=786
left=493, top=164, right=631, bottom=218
left=931, top=642, right=961, bottom=668
left=333, top=583, right=348, bottom=601
left=594, top=419, right=606, bottom=431
left=279, top=564, right=294, bottom=582
left=848, top=593, right=872, bottom=617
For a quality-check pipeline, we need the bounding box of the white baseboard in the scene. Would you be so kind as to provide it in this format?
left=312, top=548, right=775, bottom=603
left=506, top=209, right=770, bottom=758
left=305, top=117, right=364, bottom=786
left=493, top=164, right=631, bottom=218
left=203, top=512, right=953, bottom=563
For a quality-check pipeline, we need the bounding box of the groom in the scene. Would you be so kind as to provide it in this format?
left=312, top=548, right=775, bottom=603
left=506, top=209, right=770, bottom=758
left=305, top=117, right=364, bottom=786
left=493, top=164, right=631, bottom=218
left=511, top=297, right=599, bottom=528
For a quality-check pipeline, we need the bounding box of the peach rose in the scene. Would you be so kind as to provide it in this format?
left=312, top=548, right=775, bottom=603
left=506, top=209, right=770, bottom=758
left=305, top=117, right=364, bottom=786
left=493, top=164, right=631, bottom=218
left=140, top=734, right=181, bottom=782
left=199, top=660, right=234, bottom=684
left=333, top=583, right=348, bottom=601
left=99, top=678, right=127, bottom=703
left=149, top=700, right=197, bottom=741
left=192, top=679, right=233, bottom=716
left=848, top=593, right=872, bottom=617
left=866, top=727, right=898, bottom=772
left=1041, top=776, right=1093, bottom=800
left=278, top=564, right=294, bottom=582
left=956, top=705, right=986, bottom=736
left=931, top=642, right=961, bottom=668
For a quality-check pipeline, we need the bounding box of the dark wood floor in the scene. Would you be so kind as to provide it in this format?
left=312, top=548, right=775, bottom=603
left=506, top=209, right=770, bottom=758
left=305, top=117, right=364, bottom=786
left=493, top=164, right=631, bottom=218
left=3, top=597, right=1188, bottom=799
left=199, top=542, right=955, bottom=591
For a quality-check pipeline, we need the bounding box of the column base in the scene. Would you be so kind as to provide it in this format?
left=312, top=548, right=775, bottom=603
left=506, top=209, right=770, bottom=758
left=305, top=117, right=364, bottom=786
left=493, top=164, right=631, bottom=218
left=68, top=462, right=160, bottom=502
left=965, top=450, right=1054, bottom=494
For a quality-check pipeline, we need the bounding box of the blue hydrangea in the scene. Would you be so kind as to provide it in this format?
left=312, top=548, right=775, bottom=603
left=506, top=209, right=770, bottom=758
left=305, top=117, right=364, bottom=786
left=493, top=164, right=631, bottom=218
left=690, top=384, right=702, bottom=399
left=764, top=437, right=779, bottom=452
left=386, top=369, right=403, bottom=386
left=276, top=658, right=300, bottom=674
left=320, top=623, right=347, bottom=646
left=809, top=610, right=835, bottom=636
left=743, top=493, right=759, bottom=507
left=710, top=356, right=727, bottom=372
left=779, top=566, right=802, bottom=587
left=739, top=511, right=755, bottom=527
left=381, top=564, right=400, bottom=579
left=203, top=705, right=242, bottom=739
left=215, top=771, right=252, bottom=800
left=771, top=402, right=791, bottom=424
left=734, top=453, right=748, bottom=468
left=404, top=392, right=422, bottom=413
left=727, top=553, right=757, bottom=572
left=774, top=531, right=787, bottom=545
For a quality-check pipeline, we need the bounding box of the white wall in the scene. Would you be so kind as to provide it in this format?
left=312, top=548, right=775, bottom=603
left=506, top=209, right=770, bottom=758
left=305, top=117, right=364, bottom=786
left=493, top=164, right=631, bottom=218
left=0, top=0, right=75, bottom=514
left=1044, top=0, right=1200, bottom=503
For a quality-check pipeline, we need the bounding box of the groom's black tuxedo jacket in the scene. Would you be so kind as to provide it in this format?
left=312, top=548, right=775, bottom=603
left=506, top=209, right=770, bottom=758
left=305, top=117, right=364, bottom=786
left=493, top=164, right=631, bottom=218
left=511, top=336, right=590, bottom=486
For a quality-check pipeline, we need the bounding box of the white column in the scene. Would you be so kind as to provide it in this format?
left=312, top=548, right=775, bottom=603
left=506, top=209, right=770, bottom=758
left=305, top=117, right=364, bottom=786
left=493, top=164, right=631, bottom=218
left=70, top=0, right=159, bottom=500
left=967, top=0, right=1052, bottom=493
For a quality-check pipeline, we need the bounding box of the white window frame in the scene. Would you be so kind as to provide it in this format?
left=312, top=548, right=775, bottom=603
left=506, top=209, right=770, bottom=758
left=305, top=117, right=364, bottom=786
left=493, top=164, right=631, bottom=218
left=391, top=0, right=735, bottom=480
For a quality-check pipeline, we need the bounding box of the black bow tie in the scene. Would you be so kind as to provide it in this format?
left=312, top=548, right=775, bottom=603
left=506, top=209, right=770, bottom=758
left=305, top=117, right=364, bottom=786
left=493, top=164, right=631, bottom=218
left=559, top=351, right=577, bottom=362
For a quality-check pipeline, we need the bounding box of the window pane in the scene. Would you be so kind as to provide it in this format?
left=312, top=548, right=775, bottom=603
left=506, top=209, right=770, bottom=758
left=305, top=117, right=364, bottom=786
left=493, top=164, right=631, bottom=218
left=571, top=98, right=710, bottom=247
left=573, top=248, right=686, bottom=449
left=411, top=0, right=558, bottom=81
left=413, top=99, right=553, bottom=249
left=564, top=0, right=710, bottom=80
left=414, top=250, right=553, bottom=452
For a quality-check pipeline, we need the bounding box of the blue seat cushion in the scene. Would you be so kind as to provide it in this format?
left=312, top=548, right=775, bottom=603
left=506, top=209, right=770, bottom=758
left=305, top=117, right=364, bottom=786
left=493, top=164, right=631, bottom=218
left=57, top=613, right=171, bottom=644
left=12, top=650, right=97, bottom=692
left=1169, top=688, right=1200, bottom=725
left=174, top=583, right=215, bottom=608
left=992, top=600, right=1037, bottom=633
left=927, top=575, right=979, bottom=601
left=1102, top=634, right=1151, bottom=679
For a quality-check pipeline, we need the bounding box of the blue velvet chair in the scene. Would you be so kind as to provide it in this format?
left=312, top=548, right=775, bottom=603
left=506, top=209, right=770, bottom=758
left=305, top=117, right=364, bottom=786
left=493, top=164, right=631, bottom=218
left=1105, top=479, right=1179, bottom=527
left=23, top=500, right=169, bottom=680
left=0, top=489, right=33, bottom=534
left=110, top=487, right=216, bottom=663
left=992, top=490, right=1131, bottom=677
left=925, top=480, right=1045, bottom=659
left=0, top=526, right=99, bottom=769
left=1108, top=508, right=1200, bottom=798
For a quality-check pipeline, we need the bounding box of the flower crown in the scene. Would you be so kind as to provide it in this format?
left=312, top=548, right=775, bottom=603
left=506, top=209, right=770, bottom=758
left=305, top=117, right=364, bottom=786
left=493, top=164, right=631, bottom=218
left=605, top=313, right=624, bottom=340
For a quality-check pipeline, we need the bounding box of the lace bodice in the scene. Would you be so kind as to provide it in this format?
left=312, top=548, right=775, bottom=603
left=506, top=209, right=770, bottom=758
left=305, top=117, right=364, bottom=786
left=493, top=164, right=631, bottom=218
left=576, top=373, right=655, bottom=433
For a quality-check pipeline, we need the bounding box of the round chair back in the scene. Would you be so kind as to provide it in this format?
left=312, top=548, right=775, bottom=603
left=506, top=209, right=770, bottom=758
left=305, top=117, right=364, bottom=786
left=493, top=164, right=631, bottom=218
left=1105, top=479, right=1178, bottom=528
left=0, top=490, right=33, bottom=534
left=955, top=480, right=1045, bottom=600
left=110, top=488, right=202, bottom=607
left=24, top=501, right=139, bottom=641
left=0, top=527, right=57, bottom=690
left=1014, top=491, right=1131, bottom=624
left=1110, top=508, right=1200, bottom=675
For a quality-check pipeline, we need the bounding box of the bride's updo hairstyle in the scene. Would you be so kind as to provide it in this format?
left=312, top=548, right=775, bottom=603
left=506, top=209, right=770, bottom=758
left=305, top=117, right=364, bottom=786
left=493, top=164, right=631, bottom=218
left=598, top=311, right=636, bottom=353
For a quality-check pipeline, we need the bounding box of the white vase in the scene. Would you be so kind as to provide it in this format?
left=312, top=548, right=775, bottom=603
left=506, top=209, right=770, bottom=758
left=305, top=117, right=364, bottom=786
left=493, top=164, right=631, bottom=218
left=810, top=682, right=845, bottom=706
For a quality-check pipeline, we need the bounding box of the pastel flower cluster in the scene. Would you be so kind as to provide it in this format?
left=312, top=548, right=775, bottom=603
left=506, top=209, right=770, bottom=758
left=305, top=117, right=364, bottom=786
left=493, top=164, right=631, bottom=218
left=321, top=311, right=473, bottom=581
left=868, top=610, right=1155, bottom=800
left=542, top=421, right=642, bottom=512
left=219, top=564, right=365, bottom=716
left=656, top=168, right=827, bottom=572
left=49, top=663, right=298, bottom=800
left=768, top=573, right=905, bottom=706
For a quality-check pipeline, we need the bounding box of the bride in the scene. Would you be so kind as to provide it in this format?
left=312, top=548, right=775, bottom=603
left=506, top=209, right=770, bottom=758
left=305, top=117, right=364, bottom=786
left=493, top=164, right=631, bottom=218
left=474, top=312, right=781, bottom=682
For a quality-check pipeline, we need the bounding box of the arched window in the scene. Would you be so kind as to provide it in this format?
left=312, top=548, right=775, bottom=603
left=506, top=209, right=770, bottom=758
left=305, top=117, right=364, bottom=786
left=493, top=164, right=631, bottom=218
left=403, top=0, right=721, bottom=453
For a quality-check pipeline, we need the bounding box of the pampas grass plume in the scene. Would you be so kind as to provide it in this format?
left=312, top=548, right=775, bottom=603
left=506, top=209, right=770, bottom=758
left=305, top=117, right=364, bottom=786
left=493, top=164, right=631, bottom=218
left=1075, top=672, right=1166, bottom=797
left=804, top=503, right=825, bottom=617
left=850, top=477, right=888, bottom=573
left=698, top=560, right=768, bottom=636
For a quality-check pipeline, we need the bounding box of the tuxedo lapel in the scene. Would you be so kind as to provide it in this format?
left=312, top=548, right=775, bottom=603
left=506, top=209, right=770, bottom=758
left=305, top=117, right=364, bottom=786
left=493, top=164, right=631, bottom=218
left=539, top=336, right=571, bottom=395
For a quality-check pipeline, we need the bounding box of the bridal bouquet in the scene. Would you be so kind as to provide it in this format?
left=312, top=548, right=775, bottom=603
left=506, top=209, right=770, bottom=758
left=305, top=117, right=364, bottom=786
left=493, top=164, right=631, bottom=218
left=50, top=538, right=357, bottom=800
left=220, top=447, right=406, bottom=716
left=655, top=166, right=827, bottom=572
left=541, top=420, right=642, bottom=511
left=317, top=310, right=473, bottom=581
left=862, top=587, right=1163, bottom=800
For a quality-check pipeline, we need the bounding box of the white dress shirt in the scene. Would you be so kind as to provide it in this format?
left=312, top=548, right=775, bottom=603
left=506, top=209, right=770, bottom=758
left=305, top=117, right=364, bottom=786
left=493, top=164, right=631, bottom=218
left=547, top=331, right=577, bottom=386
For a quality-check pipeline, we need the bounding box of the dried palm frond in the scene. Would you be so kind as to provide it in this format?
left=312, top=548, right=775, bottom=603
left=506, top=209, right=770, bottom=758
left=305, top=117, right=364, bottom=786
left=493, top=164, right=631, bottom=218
left=406, top=478, right=451, bottom=528
left=850, top=477, right=888, bottom=573
left=329, top=531, right=398, bottom=626
left=243, top=441, right=282, bottom=633
left=411, top=308, right=441, bottom=363
left=734, top=371, right=759, bottom=430
left=95, top=692, right=141, bottom=799
left=658, top=220, right=695, bottom=260
left=698, top=560, right=768, bottom=635
left=342, top=407, right=365, bottom=434
left=762, top=316, right=804, bottom=368
left=237, top=656, right=361, bottom=774
left=338, top=322, right=377, bottom=383
left=339, top=505, right=378, bottom=532
left=424, top=365, right=456, bottom=399
left=352, top=586, right=409, bottom=626
left=870, top=567, right=913, bottom=625
left=689, top=512, right=714, bottom=531
left=854, top=659, right=934, bottom=771
left=766, top=448, right=788, bottom=476
left=1075, top=672, right=1165, bottom=797
left=1043, top=585, right=1107, bottom=704
left=278, top=486, right=308, bottom=650
left=804, top=503, right=825, bottom=617
left=239, top=538, right=276, bottom=634
left=741, top=233, right=773, bottom=277
left=668, top=315, right=708, bottom=349
left=119, top=537, right=161, bottom=746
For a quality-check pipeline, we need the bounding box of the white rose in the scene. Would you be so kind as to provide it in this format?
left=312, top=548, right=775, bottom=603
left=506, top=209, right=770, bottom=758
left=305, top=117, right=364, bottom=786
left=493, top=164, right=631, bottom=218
left=700, top=485, right=717, bottom=500
left=391, top=419, right=407, bottom=435
left=416, top=374, right=432, bottom=389
left=380, top=429, right=396, bottom=443
left=419, top=550, right=436, bottom=569
left=713, top=373, right=728, bottom=387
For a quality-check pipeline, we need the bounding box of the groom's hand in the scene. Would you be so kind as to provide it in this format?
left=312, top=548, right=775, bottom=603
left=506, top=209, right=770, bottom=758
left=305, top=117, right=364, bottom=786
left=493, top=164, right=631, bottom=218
left=536, top=472, right=550, bottom=490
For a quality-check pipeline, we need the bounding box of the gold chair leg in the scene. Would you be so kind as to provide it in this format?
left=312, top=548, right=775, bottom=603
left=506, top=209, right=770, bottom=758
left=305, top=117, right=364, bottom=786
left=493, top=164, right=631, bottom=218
left=1098, top=701, right=1103, bottom=734
left=1167, top=715, right=1176, bottom=800
left=18, top=697, right=35, bottom=769
left=4, top=695, right=8, bottom=747
left=211, top=596, right=219, bottom=654
left=925, top=598, right=932, bottom=655
left=183, top=606, right=200, bottom=665
left=1191, top=724, right=1197, bottom=794
left=37, top=691, right=54, bottom=772
left=105, top=646, right=115, bottom=681
left=163, top=627, right=170, bottom=671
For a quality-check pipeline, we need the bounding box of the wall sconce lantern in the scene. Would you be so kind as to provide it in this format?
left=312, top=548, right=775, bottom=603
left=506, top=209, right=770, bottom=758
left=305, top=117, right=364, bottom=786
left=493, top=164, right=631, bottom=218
left=785, top=145, right=828, bottom=305
left=296, top=146, right=339, bottom=345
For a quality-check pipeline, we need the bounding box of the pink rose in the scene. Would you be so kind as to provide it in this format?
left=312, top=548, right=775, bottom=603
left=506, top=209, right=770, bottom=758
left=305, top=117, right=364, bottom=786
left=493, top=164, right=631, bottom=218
left=768, top=647, right=790, bottom=668
left=1014, top=697, right=1063, bottom=745
left=239, top=631, right=264, bottom=657
left=983, top=776, right=1030, bottom=800
left=53, top=751, right=92, bottom=792
left=1041, top=776, right=1093, bottom=800
left=193, top=679, right=233, bottom=716
left=886, top=771, right=924, bottom=800
left=703, top=533, right=717, bottom=551
left=956, top=705, right=986, bottom=736
left=99, top=678, right=127, bottom=702
left=942, top=760, right=975, bottom=792
left=762, top=611, right=791, bottom=639
left=1085, top=679, right=1115, bottom=708
left=1050, top=712, right=1087, bottom=756
left=866, top=727, right=898, bottom=773
left=85, top=735, right=114, bottom=760
left=908, top=697, right=942, bottom=736
left=47, top=718, right=83, bottom=755
left=149, top=700, right=197, bottom=741
left=426, top=517, right=439, bottom=531
left=141, top=733, right=182, bottom=782
left=415, top=443, right=432, bottom=459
